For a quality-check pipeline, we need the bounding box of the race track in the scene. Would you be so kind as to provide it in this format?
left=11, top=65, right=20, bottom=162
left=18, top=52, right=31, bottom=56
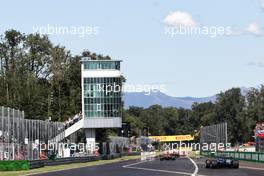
left=34, top=157, right=264, bottom=176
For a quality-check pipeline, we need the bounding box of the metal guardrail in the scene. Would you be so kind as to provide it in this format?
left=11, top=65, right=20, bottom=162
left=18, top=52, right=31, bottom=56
left=29, top=152, right=140, bottom=169
left=201, top=151, right=264, bottom=163
left=29, top=156, right=100, bottom=169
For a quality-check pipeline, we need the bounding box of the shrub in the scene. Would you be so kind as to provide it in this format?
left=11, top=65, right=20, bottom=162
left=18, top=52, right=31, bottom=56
left=0, top=160, right=29, bottom=171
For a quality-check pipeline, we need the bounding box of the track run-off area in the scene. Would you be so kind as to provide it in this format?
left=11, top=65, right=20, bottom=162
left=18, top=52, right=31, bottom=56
left=34, top=157, right=264, bottom=176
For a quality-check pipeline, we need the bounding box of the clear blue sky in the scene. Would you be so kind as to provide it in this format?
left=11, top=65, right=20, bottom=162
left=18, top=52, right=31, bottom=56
left=1, top=0, right=264, bottom=97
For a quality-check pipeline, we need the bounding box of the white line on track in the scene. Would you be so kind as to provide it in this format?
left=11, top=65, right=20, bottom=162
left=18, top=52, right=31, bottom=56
left=122, top=160, right=148, bottom=168
left=187, top=157, right=199, bottom=176
left=122, top=159, right=202, bottom=176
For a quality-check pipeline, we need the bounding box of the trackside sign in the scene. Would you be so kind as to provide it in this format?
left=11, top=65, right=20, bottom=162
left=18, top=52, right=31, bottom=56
left=149, top=135, right=194, bottom=142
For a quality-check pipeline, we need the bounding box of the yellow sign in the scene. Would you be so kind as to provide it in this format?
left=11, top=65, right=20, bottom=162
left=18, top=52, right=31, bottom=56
left=149, top=135, right=194, bottom=142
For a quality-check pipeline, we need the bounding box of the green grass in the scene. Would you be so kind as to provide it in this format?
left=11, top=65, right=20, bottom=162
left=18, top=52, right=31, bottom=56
left=1, top=155, right=141, bottom=176
left=188, top=151, right=201, bottom=158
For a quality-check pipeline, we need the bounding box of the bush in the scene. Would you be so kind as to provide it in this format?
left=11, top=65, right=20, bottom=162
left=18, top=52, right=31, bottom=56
left=0, top=160, right=29, bottom=171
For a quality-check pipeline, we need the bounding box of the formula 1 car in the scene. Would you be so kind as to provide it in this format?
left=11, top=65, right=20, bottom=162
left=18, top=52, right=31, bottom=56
left=159, top=151, right=179, bottom=161
left=205, top=156, right=239, bottom=169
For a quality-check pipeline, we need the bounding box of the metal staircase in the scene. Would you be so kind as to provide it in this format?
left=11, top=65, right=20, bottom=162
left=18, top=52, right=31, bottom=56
left=51, top=119, right=84, bottom=142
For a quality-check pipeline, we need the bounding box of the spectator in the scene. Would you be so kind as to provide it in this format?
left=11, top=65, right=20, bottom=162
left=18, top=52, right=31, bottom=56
left=69, top=117, right=74, bottom=126
left=73, top=114, right=79, bottom=123
left=79, top=111, right=82, bottom=120
left=65, top=118, right=70, bottom=129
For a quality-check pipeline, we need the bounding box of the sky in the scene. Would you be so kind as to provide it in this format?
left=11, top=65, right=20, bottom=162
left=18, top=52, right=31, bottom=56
left=1, top=0, right=264, bottom=97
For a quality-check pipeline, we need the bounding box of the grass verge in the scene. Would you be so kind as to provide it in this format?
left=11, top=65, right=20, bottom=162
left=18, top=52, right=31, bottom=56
left=1, top=155, right=141, bottom=176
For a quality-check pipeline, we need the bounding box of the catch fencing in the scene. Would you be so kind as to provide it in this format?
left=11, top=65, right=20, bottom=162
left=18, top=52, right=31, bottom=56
left=107, top=136, right=154, bottom=153
left=0, top=106, right=145, bottom=161
left=200, top=122, right=227, bottom=145
left=0, top=106, right=65, bottom=160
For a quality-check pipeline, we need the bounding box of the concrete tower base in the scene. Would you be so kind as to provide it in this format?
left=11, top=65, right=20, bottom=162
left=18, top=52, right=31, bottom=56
left=85, top=128, right=96, bottom=154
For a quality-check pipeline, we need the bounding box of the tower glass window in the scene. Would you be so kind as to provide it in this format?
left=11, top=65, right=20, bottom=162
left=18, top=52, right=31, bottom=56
left=84, top=61, right=120, bottom=70
left=82, top=59, right=123, bottom=119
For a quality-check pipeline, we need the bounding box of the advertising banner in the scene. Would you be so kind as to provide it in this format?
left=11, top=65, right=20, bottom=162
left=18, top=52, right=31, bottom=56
left=149, top=135, right=194, bottom=142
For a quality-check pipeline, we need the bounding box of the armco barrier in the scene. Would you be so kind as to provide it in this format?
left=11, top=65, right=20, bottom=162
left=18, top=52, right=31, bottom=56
left=29, top=160, right=44, bottom=169
left=201, top=151, right=264, bottom=163
left=101, top=152, right=140, bottom=160
left=28, top=152, right=140, bottom=169
left=44, top=156, right=99, bottom=166
left=101, top=153, right=121, bottom=160
left=29, top=156, right=100, bottom=169
left=124, top=152, right=141, bottom=156
left=4, top=152, right=141, bottom=170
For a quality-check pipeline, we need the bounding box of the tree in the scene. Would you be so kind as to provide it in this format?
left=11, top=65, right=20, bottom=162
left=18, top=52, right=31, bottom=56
left=215, top=88, right=246, bottom=144
left=123, top=110, right=144, bottom=136
left=191, top=102, right=216, bottom=126
left=50, top=46, right=71, bottom=121
left=0, top=30, right=25, bottom=108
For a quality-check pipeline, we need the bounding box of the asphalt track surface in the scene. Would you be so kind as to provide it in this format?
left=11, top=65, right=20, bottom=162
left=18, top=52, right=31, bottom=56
left=34, top=157, right=264, bottom=176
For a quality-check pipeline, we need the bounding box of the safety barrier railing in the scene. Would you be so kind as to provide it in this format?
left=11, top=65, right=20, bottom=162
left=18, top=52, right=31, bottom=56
left=201, top=150, right=264, bottom=163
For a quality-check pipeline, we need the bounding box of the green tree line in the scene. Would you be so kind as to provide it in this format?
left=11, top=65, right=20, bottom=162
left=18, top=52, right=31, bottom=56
left=0, top=29, right=110, bottom=121
left=124, top=87, right=264, bottom=145
left=1, top=30, right=264, bottom=145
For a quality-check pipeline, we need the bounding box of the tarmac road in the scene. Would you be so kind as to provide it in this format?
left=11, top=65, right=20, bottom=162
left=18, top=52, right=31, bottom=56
left=34, top=157, right=264, bottom=176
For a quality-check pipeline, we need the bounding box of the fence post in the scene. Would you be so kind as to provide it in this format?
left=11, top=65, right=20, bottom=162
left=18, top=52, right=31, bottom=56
left=7, top=107, right=10, bottom=160
left=1, top=106, right=3, bottom=160
left=12, top=108, right=14, bottom=160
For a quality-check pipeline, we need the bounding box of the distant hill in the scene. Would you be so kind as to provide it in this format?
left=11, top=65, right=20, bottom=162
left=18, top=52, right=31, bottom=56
left=124, top=91, right=216, bottom=109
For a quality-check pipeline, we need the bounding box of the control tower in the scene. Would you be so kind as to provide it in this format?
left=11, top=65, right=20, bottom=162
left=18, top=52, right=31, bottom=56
left=81, top=57, right=123, bottom=145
